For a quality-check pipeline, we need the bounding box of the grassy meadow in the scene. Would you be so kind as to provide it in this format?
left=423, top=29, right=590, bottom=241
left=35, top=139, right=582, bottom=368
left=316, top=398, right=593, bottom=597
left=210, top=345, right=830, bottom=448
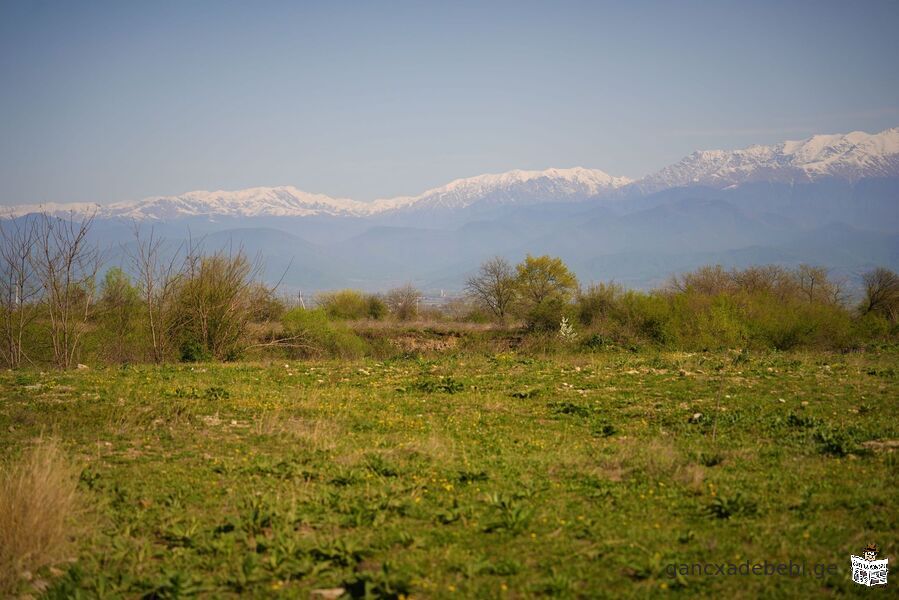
left=2, top=347, right=897, bottom=598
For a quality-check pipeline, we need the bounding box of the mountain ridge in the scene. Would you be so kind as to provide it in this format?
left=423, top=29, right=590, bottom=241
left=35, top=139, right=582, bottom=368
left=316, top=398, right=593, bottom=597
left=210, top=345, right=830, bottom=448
left=4, top=126, right=898, bottom=221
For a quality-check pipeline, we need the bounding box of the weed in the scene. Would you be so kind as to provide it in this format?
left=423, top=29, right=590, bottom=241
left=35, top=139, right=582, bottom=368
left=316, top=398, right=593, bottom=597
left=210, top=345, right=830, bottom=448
left=412, top=376, right=465, bottom=394
left=706, top=492, right=759, bottom=519
left=814, top=427, right=856, bottom=457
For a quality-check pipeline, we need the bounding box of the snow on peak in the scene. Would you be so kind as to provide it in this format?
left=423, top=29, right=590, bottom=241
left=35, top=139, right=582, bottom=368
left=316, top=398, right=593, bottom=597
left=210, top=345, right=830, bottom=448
left=7, top=186, right=370, bottom=220
left=5, top=167, right=632, bottom=220
left=370, top=167, right=632, bottom=212
left=636, top=126, right=899, bottom=192
left=6, top=127, right=896, bottom=221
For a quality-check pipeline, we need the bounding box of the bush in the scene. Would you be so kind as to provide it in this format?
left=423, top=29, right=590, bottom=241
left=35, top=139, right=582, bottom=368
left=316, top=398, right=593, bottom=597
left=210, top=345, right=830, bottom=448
left=94, top=267, right=146, bottom=363
left=281, top=308, right=367, bottom=359
left=317, top=289, right=368, bottom=320
left=746, top=295, right=852, bottom=350
left=365, top=294, right=388, bottom=320
left=169, top=251, right=264, bottom=361
left=524, top=298, right=572, bottom=333
left=620, top=291, right=673, bottom=345
left=577, top=282, right=624, bottom=327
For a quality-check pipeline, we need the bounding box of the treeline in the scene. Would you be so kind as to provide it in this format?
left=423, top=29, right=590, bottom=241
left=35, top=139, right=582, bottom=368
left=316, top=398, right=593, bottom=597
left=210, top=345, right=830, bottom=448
left=1, top=212, right=898, bottom=369
left=465, top=256, right=899, bottom=351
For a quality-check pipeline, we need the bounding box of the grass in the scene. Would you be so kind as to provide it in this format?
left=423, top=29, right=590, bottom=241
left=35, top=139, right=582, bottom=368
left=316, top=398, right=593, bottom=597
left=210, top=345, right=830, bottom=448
left=0, top=348, right=897, bottom=597
left=0, top=438, right=82, bottom=595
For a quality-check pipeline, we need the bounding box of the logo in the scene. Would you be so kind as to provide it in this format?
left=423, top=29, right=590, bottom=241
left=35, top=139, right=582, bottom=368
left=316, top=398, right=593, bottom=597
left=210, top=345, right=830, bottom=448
left=851, top=543, right=888, bottom=587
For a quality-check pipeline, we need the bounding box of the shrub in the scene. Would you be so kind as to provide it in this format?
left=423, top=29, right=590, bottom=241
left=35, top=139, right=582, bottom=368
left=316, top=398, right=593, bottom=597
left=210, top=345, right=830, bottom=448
left=95, top=267, right=144, bottom=363
left=365, top=294, right=388, bottom=320
left=524, top=297, right=570, bottom=333
left=169, top=250, right=265, bottom=361
left=317, top=289, right=368, bottom=320
left=0, top=439, right=82, bottom=595
left=281, top=308, right=367, bottom=358
left=576, top=282, right=624, bottom=327
left=620, top=291, right=673, bottom=345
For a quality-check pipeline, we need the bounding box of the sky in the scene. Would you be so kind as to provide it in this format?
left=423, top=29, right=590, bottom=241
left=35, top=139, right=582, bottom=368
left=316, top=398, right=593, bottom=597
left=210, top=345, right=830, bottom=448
left=1, top=0, right=898, bottom=205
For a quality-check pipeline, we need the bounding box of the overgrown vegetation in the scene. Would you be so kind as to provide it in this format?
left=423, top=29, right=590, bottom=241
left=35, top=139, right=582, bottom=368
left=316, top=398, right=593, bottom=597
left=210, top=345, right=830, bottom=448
left=1, top=350, right=895, bottom=596
left=1, top=213, right=897, bottom=368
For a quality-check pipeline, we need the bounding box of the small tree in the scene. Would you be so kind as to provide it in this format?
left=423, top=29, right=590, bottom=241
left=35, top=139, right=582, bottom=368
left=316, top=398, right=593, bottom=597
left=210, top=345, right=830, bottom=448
left=129, top=225, right=184, bottom=363
left=465, top=257, right=517, bottom=323
left=0, top=215, right=41, bottom=368
left=385, top=284, right=422, bottom=321
left=97, top=267, right=141, bottom=362
left=796, top=264, right=843, bottom=305
left=861, top=267, right=899, bottom=322
left=514, top=255, right=578, bottom=331
left=32, top=212, right=101, bottom=369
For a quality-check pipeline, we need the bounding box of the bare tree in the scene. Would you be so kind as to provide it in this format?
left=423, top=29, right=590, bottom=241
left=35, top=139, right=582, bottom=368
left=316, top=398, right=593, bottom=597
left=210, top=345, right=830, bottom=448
left=796, top=264, right=843, bottom=305
left=861, top=267, right=899, bottom=322
left=32, top=211, right=101, bottom=369
left=0, top=214, right=41, bottom=368
left=465, top=257, right=517, bottom=322
left=129, top=224, right=184, bottom=363
left=667, top=265, right=732, bottom=295
left=385, top=284, right=422, bottom=321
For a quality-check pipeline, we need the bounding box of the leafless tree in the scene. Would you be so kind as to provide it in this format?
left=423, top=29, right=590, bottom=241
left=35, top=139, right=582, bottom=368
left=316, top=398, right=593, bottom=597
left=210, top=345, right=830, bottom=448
left=385, top=283, right=422, bottom=321
left=129, top=224, right=185, bottom=363
left=465, top=257, right=517, bottom=322
left=667, top=265, right=732, bottom=295
left=32, top=211, right=102, bottom=369
left=0, top=214, right=41, bottom=367
left=861, top=267, right=899, bottom=322
left=796, top=264, right=844, bottom=305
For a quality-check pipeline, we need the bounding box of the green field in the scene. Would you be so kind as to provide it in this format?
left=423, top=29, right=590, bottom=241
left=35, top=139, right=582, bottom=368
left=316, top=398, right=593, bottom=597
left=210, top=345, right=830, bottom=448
left=2, top=348, right=897, bottom=598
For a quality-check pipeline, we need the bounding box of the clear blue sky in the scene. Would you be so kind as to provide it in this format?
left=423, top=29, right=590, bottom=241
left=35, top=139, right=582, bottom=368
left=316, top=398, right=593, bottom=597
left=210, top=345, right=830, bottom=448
left=1, top=0, right=898, bottom=205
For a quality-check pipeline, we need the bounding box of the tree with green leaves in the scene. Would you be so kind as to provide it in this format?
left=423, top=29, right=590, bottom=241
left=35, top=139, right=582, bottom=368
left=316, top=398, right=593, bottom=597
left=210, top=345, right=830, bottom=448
left=514, top=254, right=578, bottom=331
left=98, top=267, right=141, bottom=362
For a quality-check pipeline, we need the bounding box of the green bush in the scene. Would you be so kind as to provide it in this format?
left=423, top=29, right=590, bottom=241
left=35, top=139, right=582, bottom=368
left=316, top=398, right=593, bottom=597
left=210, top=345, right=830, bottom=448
left=281, top=308, right=367, bottom=359
left=318, top=289, right=369, bottom=320
left=745, top=295, right=852, bottom=350
left=576, top=282, right=624, bottom=327
left=366, top=295, right=388, bottom=320
left=524, top=298, right=570, bottom=333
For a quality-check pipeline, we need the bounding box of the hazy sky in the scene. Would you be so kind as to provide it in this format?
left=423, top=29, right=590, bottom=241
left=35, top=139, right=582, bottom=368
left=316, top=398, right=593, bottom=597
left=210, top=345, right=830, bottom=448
left=1, top=0, right=898, bottom=205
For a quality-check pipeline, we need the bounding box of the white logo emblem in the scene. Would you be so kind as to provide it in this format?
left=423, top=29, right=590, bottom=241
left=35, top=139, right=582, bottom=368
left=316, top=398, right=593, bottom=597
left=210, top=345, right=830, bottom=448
left=851, top=543, right=888, bottom=587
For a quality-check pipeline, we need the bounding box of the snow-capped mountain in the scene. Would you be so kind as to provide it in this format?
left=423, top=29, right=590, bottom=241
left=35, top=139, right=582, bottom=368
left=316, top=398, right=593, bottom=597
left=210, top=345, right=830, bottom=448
left=371, top=167, right=632, bottom=212
left=7, top=186, right=367, bottom=220
left=5, top=127, right=897, bottom=221
left=634, top=127, right=899, bottom=193
left=6, top=168, right=632, bottom=220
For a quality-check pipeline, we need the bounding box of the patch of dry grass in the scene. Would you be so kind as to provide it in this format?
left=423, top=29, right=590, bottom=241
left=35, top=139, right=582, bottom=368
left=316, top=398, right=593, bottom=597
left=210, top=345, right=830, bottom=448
left=253, top=412, right=343, bottom=452
left=0, top=438, right=82, bottom=595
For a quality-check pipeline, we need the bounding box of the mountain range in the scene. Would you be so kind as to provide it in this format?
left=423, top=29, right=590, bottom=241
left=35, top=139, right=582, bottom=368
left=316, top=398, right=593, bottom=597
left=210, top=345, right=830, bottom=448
left=4, top=127, right=899, bottom=293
